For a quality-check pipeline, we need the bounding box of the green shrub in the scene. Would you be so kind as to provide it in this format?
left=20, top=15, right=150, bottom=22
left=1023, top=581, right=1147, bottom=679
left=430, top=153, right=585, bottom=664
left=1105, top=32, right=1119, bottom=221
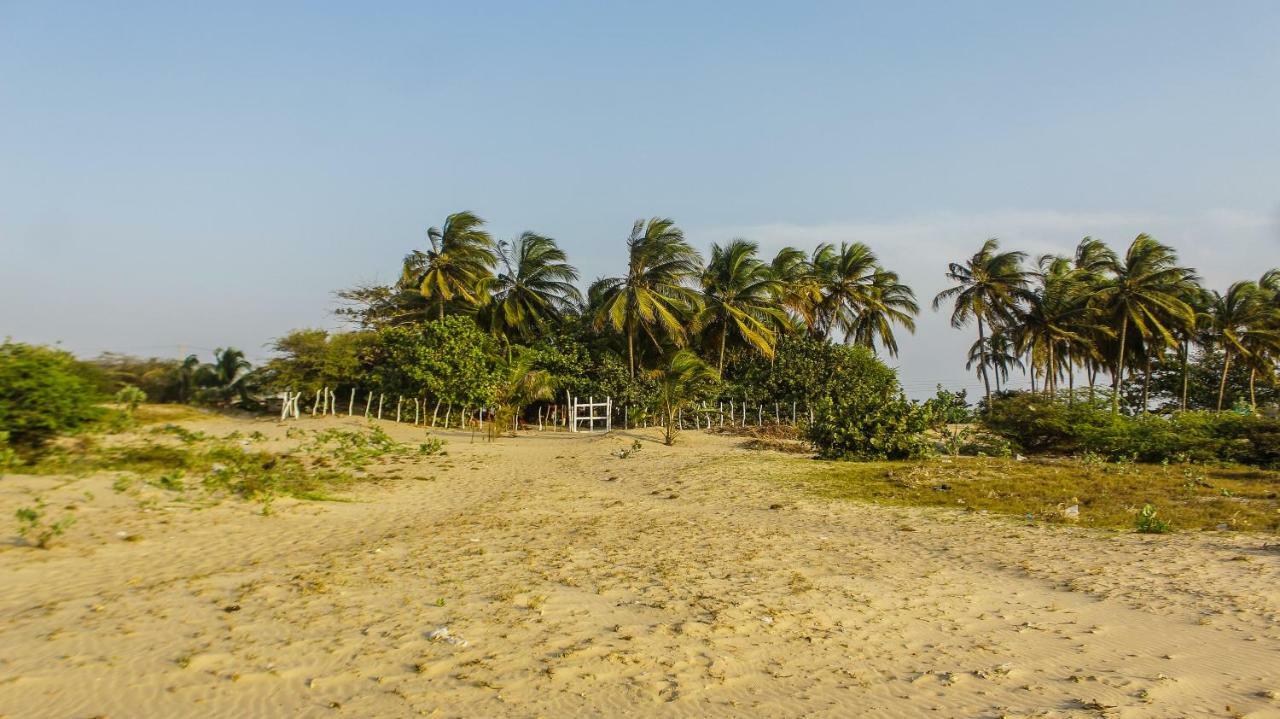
left=0, top=341, right=101, bottom=448
left=805, top=346, right=931, bottom=460
left=982, top=393, right=1280, bottom=467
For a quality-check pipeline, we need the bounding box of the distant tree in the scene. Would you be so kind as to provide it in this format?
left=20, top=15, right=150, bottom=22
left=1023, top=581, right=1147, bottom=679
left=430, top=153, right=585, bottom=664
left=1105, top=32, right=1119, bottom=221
left=401, top=211, right=497, bottom=320
left=933, top=239, right=1030, bottom=407
left=483, top=232, right=582, bottom=346
left=698, top=239, right=786, bottom=372
left=589, top=218, right=702, bottom=378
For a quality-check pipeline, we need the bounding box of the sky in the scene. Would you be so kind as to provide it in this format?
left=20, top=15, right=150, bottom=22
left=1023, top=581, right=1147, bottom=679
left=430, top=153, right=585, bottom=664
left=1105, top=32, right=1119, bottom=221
left=2, top=1, right=1278, bottom=398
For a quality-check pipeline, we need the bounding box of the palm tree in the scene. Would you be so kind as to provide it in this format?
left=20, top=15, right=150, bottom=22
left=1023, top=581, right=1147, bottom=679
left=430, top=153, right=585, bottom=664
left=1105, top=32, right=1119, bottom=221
left=933, top=239, right=1030, bottom=407
left=1014, top=255, right=1092, bottom=398
left=401, top=211, right=497, bottom=321
left=484, top=232, right=582, bottom=344
left=966, top=332, right=1023, bottom=393
left=1092, top=235, right=1198, bottom=413
left=174, top=354, right=201, bottom=403
left=488, top=349, right=558, bottom=440
left=589, top=218, right=702, bottom=378
left=849, top=269, right=918, bottom=357
left=698, top=239, right=787, bottom=372
left=810, top=242, right=879, bottom=339
left=196, top=348, right=253, bottom=406
left=1207, top=281, right=1280, bottom=411
left=768, top=246, right=822, bottom=332
left=649, top=349, right=720, bottom=446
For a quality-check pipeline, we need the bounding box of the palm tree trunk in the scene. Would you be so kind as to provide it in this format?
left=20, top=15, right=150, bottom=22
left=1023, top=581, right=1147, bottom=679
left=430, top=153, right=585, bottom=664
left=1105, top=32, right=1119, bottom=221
left=1088, top=363, right=1096, bottom=404
left=439, top=300, right=445, bottom=322
left=1180, top=340, right=1190, bottom=412
left=718, top=329, right=728, bottom=374
left=1112, top=315, right=1129, bottom=414
left=1250, top=367, right=1257, bottom=412
left=627, top=325, right=636, bottom=379
left=1067, top=359, right=1075, bottom=406
left=1141, top=355, right=1152, bottom=414
left=977, top=318, right=991, bottom=407
left=1217, top=350, right=1232, bottom=412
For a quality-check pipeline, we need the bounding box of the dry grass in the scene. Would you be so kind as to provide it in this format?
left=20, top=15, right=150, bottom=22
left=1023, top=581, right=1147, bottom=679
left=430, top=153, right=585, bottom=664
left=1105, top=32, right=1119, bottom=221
left=790, top=456, right=1280, bottom=532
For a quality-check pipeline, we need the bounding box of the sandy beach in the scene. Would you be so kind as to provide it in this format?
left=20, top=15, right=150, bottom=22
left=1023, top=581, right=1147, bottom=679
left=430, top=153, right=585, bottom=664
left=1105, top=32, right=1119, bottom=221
left=2, top=415, right=1278, bottom=718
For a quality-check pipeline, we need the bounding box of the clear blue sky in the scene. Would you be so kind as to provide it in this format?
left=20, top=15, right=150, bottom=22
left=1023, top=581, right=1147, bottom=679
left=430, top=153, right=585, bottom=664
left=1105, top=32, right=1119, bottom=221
left=3, top=1, right=1277, bottom=397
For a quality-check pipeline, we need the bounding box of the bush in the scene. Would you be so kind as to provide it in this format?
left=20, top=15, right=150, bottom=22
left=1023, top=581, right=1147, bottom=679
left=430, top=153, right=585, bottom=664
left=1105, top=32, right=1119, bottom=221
left=0, top=341, right=101, bottom=448
left=805, top=346, right=931, bottom=460
left=983, top=393, right=1280, bottom=466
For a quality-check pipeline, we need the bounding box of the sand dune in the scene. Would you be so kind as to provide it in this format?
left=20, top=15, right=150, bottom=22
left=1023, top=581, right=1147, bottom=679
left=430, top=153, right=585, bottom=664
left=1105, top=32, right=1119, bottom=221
left=2, top=415, right=1278, bottom=718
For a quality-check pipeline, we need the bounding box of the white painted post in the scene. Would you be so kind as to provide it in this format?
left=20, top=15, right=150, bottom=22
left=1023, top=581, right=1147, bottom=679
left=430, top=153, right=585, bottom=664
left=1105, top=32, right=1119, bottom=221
left=365, top=391, right=372, bottom=418
left=606, top=397, right=612, bottom=432
left=311, top=389, right=321, bottom=416
left=729, top=399, right=734, bottom=428
left=758, top=404, right=762, bottom=426
left=444, top=403, right=452, bottom=429
left=348, top=388, right=355, bottom=416
left=414, top=398, right=420, bottom=425
left=792, top=401, right=797, bottom=424
left=377, top=393, right=384, bottom=420
left=478, top=408, right=484, bottom=431
left=432, top=398, right=440, bottom=427
left=396, top=396, right=402, bottom=423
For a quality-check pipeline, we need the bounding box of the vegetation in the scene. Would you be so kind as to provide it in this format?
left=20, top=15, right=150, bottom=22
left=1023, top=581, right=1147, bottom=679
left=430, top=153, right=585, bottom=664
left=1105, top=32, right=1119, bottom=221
left=789, top=456, right=1280, bottom=532
left=0, top=341, right=100, bottom=448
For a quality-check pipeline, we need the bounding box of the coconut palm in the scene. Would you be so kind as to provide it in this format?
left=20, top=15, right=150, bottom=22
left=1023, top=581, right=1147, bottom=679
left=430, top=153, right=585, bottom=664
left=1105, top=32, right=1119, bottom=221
left=1092, top=235, right=1198, bottom=413
left=649, top=349, right=720, bottom=446
left=1013, top=255, right=1096, bottom=398
left=966, top=331, right=1023, bottom=393
left=810, top=242, right=880, bottom=339
left=589, top=218, right=702, bottom=378
left=1208, top=281, right=1280, bottom=411
left=849, top=269, right=918, bottom=357
left=196, top=347, right=254, bottom=406
left=698, top=239, right=788, bottom=372
left=768, top=246, right=822, bottom=332
left=401, top=211, right=497, bottom=321
left=483, top=232, right=582, bottom=344
left=488, top=349, right=558, bottom=440
left=933, top=239, right=1030, bottom=407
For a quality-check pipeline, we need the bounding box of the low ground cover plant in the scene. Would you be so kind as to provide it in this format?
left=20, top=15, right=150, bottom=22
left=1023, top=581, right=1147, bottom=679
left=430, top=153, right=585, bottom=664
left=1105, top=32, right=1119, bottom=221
left=794, top=455, right=1280, bottom=532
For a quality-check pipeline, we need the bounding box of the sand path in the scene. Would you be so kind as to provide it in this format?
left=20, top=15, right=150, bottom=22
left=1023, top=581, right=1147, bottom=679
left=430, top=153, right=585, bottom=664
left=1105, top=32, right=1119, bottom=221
left=1, top=416, right=1278, bottom=717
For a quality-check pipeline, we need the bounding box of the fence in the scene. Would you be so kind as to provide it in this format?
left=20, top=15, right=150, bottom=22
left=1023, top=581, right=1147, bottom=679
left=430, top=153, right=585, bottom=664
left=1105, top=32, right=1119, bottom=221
left=276, top=386, right=814, bottom=433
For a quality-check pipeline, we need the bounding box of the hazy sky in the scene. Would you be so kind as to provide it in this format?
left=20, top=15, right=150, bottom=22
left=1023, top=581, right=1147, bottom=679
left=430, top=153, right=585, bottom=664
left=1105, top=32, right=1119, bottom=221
left=3, top=1, right=1278, bottom=398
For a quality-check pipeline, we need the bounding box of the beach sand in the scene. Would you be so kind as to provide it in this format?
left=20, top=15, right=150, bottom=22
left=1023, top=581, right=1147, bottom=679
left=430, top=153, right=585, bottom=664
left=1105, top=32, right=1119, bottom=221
left=2, top=415, right=1278, bottom=717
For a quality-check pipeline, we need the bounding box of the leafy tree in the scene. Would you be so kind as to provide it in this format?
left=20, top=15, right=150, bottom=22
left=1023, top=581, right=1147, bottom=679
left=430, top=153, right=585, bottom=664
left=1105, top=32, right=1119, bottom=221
left=401, top=211, right=497, bottom=320
left=933, top=239, right=1030, bottom=407
left=589, top=218, right=702, bottom=377
left=264, top=329, right=375, bottom=394
left=698, top=239, right=786, bottom=371
left=194, top=348, right=256, bottom=407
left=369, top=317, right=501, bottom=408
left=0, top=341, right=100, bottom=448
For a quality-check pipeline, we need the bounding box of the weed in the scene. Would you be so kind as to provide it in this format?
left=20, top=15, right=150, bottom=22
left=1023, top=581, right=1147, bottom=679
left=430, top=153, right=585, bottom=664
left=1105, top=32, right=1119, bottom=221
left=15, top=498, right=77, bottom=548
left=1135, top=504, right=1171, bottom=534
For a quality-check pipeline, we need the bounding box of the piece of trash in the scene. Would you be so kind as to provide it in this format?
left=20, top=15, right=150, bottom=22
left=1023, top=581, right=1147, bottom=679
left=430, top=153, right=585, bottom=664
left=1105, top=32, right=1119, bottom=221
left=760, top=616, right=774, bottom=625
left=426, top=626, right=469, bottom=647
left=1015, top=454, right=1026, bottom=461
left=223, top=604, right=241, bottom=613
left=1063, top=505, right=1080, bottom=520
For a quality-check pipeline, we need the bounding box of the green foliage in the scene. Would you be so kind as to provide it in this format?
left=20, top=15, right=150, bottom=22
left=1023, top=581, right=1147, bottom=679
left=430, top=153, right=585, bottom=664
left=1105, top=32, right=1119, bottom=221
left=804, top=345, right=931, bottom=460
left=15, top=497, right=76, bottom=549
left=650, top=350, right=721, bottom=445
left=1135, top=504, right=1171, bottom=534
left=369, top=317, right=501, bottom=406
left=115, top=385, right=147, bottom=413
left=983, top=393, right=1280, bottom=466
left=0, top=341, right=100, bottom=448
left=264, top=329, right=375, bottom=394
left=923, top=385, right=972, bottom=427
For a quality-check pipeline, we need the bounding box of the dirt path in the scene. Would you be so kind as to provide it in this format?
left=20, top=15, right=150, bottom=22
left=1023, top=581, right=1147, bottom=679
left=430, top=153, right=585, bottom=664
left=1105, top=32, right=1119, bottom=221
left=1, top=417, right=1278, bottom=717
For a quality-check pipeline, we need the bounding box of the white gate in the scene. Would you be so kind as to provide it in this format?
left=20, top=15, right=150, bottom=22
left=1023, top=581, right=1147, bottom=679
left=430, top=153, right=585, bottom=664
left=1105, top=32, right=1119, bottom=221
left=570, top=396, right=612, bottom=433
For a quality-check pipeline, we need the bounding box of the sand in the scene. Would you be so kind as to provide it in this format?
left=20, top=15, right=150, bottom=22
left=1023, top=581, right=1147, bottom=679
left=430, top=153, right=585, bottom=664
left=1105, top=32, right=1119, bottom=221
left=1, top=415, right=1278, bottom=718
